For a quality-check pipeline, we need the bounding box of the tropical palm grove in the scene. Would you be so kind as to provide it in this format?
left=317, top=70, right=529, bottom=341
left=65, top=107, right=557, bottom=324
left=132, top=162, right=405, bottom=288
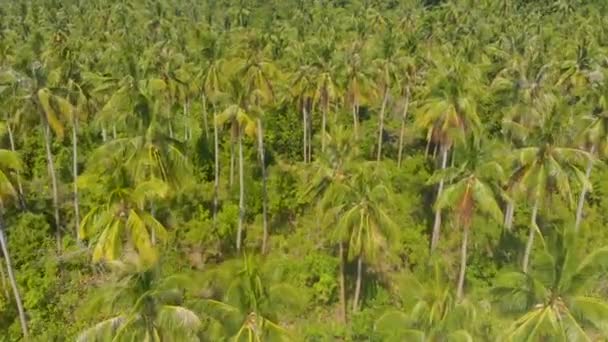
left=2, top=0, right=608, bottom=340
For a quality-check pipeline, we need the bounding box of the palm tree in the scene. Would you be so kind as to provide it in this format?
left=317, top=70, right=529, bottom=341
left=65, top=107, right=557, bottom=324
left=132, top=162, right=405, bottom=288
left=305, top=125, right=357, bottom=323
left=216, top=105, right=256, bottom=252
left=431, top=139, right=504, bottom=300
left=573, top=83, right=608, bottom=234
left=78, top=258, right=201, bottom=341
left=195, top=255, right=305, bottom=341
left=506, top=101, right=590, bottom=273
left=375, top=262, right=476, bottom=340
left=494, top=231, right=608, bottom=340
left=0, top=149, right=28, bottom=338
left=78, top=158, right=170, bottom=266
left=372, top=25, right=403, bottom=164
left=416, top=56, right=484, bottom=252
left=342, top=42, right=374, bottom=138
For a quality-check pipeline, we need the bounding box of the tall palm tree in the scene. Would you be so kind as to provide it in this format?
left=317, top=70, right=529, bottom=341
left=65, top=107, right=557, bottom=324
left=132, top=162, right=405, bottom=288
left=431, top=139, right=504, bottom=300
left=305, top=124, right=357, bottom=323
left=216, top=105, right=256, bottom=252
left=0, top=149, right=28, bottom=338
left=506, top=102, right=589, bottom=273
left=416, top=56, right=484, bottom=252
left=494, top=231, right=608, bottom=340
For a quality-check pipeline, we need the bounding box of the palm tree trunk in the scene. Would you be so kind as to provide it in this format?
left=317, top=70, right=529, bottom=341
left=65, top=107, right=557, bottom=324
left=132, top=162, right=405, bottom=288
left=522, top=198, right=539, bottom=273
left=257, top=119, right=269, bottom=254
left=302, top=103, right=308, bottom=163
left=101, top=126, right=107, bottom=142
left=7, top=125, right=26, bottom=209
left=43, top=122, right=62, bottom=252
left=236, top=129, right=245, bottom=252
left=0, top=257, right=9, bottom=298
left=456, top=225, right=469, bottom=301
left=321, top=97, right=328, bottom=152
left=397, top=88, right=410, bottom=167
left=201, top=95, right=209, bottom=141
left=213, top=112, right=220, bottom=233
left=376, top=87, right=389, bottom=164
left=230, top=130, right=235, bottom=188
left=431, top=145, right=449, bottom=252
left=72, top=121, right=80, bottom=242
left=168, top=122, right=174, bottom=139
left=504, top=200, right=514, bottom=231
left=352, top=102, right=359, bottom=137
left=352, top=254, right=363, bottom=313
left=112, top=124, right=117, bottom=139
left=338, top=241, right=347, bottom=323
left=308, top=102, right=314, bottom=162
left=0, top=217, right=28, bottom=337
left=574, top=145, right=595, bottom=234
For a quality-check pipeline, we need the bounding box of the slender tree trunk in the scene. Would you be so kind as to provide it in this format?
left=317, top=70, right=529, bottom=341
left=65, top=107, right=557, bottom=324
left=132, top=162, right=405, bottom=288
left=0, top=257, right=9, bottom=298
left=352, top=102, right=359, bottom=137
left=376, top=88, right=389, bottom=164
left=236, top=130, right=245, bottom=252
left=112, top=124, right=117, bottom=139
left=168, top=122, right=174, bottom=139
left=397, top=87, right=410, bottom=167
left=201, top=95, right=209, bottom=141
left=101, top=126, right=107, bottom=142
left=574, top=145, right=595, bottom=234
left=72, top=121, right=80, bottom=242
left=431, top=145, right=449, bottom=252
left=321, top=97, right=328, bottom=152
left=0, top=216, right=28, bottom=337
left=456, top=224, right=469, bottom=301
left=213, top=112, right=220, bottom=233
left=7, top=125, right=26, bottom=209
left=338, top=241, right=347, bottom=323
left=522, top=199, right=539, bottom=273
left=504, top=200, right=514, bottom=231
left=302, top=104, right=308, bottom=163
left=352, top=254, right=363, bottom=313
left=43, top=122, right=62, bottom=252
left=257, top=119, right=269, bottom=254
left=229, top=129, right=235, bottom=188
left=308, top=102, right=314, bottom=162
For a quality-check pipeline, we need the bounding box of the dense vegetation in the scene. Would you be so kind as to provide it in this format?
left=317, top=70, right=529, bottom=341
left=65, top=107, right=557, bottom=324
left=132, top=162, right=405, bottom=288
left=1, top=0, right=608, bottom=340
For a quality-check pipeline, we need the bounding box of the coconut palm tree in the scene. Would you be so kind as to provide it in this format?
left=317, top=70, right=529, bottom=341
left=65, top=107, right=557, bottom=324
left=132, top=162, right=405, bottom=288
left=216, top=105, right=256, bottom=252
left=416, top=55, right=484, bottom=252
left=0, top=149, right=28, bottom=338
left=431, top=138, right=504, bottom=300
left=77, top=258, right=201, bottom=341
left=195, top=254, right=305, bottom=341
left=374, top=262, right=476, bottom=341
left=494, top=231, right=608, bottom=340
left=305, top=124, right=357, bottom=323
left=78, top=157, right=170, bottom=266
left=506, top=101, right=590, bottom=273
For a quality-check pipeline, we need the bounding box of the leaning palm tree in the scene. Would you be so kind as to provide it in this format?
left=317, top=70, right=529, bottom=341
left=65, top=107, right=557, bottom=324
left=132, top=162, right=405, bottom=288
left=0, top=149, right=28, bottom=338
left=431, top=138, right=504, bottom=300
left=77, top=258, right=201, bottom=341
left=494, top=231, right=608, bottom=341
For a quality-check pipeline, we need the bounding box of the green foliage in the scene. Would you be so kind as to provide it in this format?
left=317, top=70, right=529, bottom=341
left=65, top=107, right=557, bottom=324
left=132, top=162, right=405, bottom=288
left=1, top=0, right=608, bottom=341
